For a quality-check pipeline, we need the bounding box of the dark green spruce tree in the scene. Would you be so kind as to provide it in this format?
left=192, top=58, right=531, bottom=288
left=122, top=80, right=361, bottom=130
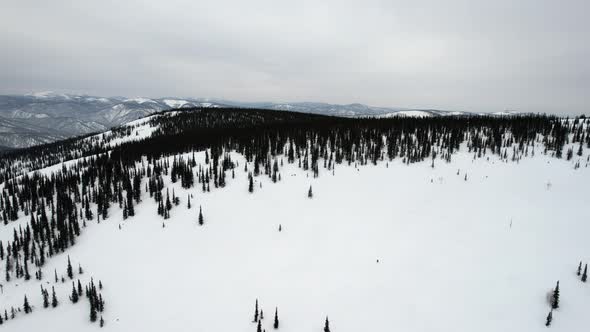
left=23, top=295, right=32, bottom=313
left=198, top=206, right=204, bottom=226
left=51, top=286, right=58, bottom=308
left=253, top=299, right=259, bottom=322
left=42, top=287, right=49, bottom=308
left=90, top=300, right=98, bottom=322
left=545, top=310, right=552, bottom=327
left=551, top=281, right=560, bottom=309
left=67, top=255, right=73, bottom=279
left=70, top=282, right=79, bottom=303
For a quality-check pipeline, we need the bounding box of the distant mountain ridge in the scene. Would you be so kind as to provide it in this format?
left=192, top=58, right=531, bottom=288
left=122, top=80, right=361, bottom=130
left=0, top=92, right=230, bottom=148
left=0, top=92, right=521, bottom=149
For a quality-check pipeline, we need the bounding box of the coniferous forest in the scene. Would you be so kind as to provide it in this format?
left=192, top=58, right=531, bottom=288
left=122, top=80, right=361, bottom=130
left=0, top=108, right=589, bottom=330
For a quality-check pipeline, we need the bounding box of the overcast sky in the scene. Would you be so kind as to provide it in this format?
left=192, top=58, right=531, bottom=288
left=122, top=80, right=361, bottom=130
left=1, top=0, right=588, bottom=114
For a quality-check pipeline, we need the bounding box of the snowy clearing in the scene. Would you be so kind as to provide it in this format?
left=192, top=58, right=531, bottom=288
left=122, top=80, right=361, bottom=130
left=1, top=146, right=589, bottom=332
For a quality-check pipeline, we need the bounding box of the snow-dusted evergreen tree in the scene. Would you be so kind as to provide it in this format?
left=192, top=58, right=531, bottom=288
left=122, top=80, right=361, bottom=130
left=324, top=316, right=331, bottom=332
left=198, top=206, right=204, bottom=226
left=51, top=286, right=58, bottom=307
left=41, top=286, right=49, bottom=308
left=71, top=282, right=79, bottom=303
left=90, top=300, right=98, bottom=322
left=23, top=295, right=32, bottom=313
left=545, top=310, right=553, bottom=326
left=582, top=264, right=588, bottom=282
left=253, top=299, right=259, bottom=322
left=67, top=255, right=73, bottom=279
left=551, top=281, right=560, bottom=309
left=273, top=307, right=279, bottom=329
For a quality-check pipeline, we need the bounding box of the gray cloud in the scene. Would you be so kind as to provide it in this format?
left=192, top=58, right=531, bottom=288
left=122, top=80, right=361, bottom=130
left=1, top=0, right=588, bottom=114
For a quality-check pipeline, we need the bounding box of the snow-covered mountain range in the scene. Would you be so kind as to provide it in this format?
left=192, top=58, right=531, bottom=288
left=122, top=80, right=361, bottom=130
left=0, top=92, right=229, bottom=149
left=0, top=92, right=521, bottom=149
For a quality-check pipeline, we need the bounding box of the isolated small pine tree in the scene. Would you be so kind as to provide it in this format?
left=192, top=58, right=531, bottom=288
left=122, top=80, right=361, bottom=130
left=551, top=281, right=560, bottom=309
left=23, top=295, right=32, bottom=313
left=308, top=185, right=313, bottom=198
left=249, top=174, right=254, bottom=193
left=578, top=261, right=582, bottom=276
left=582, top=264, right=588, bottom=282
left=100, top=315, right=104, bottom=327
left=67, top=255, right=73, bottom=279
left=545, top=310, right=552, bottom=326
left=0, top=311, right=3, bottom=324
left=257, top=319, right=262, bottom=332
left=79, top=263, right=84, bottom=274
left=324, top=316, right=331, bottom=332
left=187, top=195, right=191, bottom=209
left=260, top=309, right=264, bottom=320
left=273, top=307, right=279, bottom=329
left=51, top=286, right=58, bottom=308
left=198, top=206, right=204, bottom=226
left=253, top=299, right=259, bottom=322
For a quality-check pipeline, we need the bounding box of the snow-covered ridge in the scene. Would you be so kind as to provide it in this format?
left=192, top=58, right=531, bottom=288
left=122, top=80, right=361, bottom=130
left=1, top=127, right=589, bottom=331
left=0, top=91, right=563, bottom=149
left=123, top=97, right=158, bottom=104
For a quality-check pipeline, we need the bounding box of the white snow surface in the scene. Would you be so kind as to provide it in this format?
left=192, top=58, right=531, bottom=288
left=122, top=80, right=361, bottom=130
left=83, top=114, right=159, bottom=148
left=123, top=98, right=157, bottom=104
left=163, top=99, right=189, bottom=108
left=1, top=146, right=590, bottom=332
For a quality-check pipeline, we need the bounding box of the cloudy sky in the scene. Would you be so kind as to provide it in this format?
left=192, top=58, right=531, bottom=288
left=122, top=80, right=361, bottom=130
left=1, top=0, right=588, bottom=114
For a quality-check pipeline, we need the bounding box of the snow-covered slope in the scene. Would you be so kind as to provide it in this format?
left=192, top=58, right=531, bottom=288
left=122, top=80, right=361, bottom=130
left=1, top=126, right=589, bottom=332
